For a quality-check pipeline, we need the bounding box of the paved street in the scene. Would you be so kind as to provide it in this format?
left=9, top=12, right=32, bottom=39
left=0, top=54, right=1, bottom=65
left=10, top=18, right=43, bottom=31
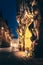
left=0, top=48, right=43, bottom=65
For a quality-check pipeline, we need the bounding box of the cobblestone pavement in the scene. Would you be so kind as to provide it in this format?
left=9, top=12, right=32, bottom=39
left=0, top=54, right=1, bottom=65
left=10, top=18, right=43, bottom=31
left=0, top=49, right=43, bottom=65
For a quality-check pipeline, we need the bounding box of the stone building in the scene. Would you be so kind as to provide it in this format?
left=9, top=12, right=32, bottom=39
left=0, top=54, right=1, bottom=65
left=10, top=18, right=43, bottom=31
left=0, top=12, right=11, bottom=47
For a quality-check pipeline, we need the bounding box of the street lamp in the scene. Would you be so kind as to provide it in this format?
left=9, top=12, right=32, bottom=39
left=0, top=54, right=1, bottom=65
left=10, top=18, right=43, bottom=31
left=1, top=27, right=4, bottom=30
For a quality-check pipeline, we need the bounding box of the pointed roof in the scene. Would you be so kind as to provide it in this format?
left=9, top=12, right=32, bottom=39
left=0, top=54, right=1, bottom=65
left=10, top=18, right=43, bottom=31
left=0, top=10, right=8, bottom=28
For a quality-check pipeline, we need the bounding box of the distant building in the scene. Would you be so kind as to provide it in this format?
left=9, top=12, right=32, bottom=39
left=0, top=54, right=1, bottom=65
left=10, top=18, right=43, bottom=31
left=0, top=12, right=11, bottom=47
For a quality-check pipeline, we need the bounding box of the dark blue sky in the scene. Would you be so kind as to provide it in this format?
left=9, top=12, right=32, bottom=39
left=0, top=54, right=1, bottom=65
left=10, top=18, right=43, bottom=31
left=0, top=0, right=18, bottom=37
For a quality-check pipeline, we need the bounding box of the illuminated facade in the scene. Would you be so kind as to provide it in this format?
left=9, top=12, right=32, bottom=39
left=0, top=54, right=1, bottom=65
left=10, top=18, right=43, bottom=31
left=16, top=0, right=41, bottom=57
left=0, top=14, right=11, bottom=47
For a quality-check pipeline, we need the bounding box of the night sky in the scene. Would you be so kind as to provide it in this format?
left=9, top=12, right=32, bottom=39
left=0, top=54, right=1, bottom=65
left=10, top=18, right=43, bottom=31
left=0, top=0, right=18, bottom=37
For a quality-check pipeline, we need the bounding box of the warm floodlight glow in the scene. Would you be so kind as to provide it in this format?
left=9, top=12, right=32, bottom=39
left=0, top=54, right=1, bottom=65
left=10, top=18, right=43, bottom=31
left=16, top=0, right=41, bottom=58
left=1, top=27, right=4, bottom=30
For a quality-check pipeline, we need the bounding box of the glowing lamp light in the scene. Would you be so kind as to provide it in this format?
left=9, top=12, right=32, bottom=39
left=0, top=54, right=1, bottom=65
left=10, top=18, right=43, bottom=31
left=14, top=43, right=17, bottom=48
left=10, top=41, right=12, bottom=47
left=1, top=27, right=4, bottom=30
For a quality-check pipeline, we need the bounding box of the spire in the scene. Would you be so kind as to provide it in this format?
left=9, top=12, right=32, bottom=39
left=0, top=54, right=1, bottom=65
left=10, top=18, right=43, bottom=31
left=16, top=0, right=28, bottom=15
left=20, top=0, right=28, bottom=12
